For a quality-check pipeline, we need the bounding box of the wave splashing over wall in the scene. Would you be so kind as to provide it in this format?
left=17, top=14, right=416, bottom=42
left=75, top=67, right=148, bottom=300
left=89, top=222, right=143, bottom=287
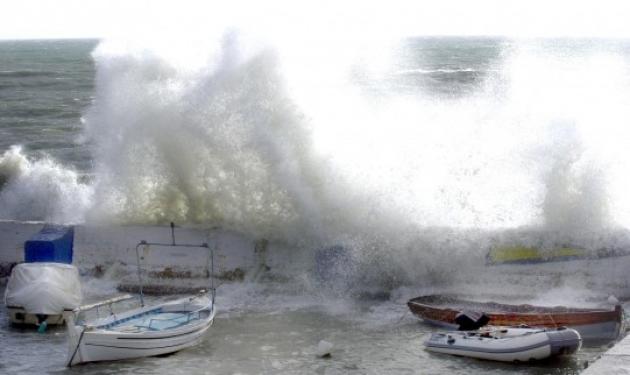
left=83, top=33, right=349, bottom=242
left=2, top=34, right=630, bottom=288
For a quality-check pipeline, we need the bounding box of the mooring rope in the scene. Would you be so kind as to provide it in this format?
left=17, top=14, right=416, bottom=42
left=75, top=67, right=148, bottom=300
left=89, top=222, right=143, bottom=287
left=68, top=326, right=87, bottom=367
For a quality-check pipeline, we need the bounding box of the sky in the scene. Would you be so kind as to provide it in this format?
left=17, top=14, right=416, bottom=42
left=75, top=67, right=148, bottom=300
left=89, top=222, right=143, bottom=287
left=2, top=0, right=630, bottom=40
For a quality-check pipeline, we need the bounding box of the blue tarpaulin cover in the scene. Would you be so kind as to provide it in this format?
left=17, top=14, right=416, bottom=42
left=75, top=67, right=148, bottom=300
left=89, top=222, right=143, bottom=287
left=24, top=225, right=74, bottom=264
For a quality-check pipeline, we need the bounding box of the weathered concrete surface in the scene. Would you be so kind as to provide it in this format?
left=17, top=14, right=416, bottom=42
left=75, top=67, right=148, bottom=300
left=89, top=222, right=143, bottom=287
left=0, top=221, right=43, bottom=261
left=0, top=220, right=278, bottom=293
left=0, top=221, right=43, bottom=279
left=582, top=334, right=630, bottom=374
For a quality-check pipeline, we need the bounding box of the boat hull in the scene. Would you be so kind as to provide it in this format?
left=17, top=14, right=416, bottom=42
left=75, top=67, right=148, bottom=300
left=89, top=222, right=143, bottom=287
left=66, top=295, right=215, bottom=366
left=408, top=295, right=622, bottom=343
left=70, top=320, right=212, bottom=365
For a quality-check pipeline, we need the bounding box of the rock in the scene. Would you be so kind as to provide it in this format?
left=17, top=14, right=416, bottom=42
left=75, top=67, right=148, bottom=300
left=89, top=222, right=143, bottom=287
left=317, top=340, right=334, bottom=358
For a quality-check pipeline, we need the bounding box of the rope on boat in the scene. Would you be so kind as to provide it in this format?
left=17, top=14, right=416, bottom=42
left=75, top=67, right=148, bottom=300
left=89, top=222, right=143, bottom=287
left=68, top=326, right=87, bottom=367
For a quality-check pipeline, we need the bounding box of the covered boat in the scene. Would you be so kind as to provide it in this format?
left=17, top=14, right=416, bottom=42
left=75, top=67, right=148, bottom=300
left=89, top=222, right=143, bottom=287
left=5, top=262, right=82, bottom=326
left=425, top=326, right=581, bottom=362
left=408, top=295, right=622, bottom=343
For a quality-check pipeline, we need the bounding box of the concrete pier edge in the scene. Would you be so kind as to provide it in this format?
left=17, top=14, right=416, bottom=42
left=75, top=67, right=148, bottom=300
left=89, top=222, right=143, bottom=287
left=582, top=333, right=630, bottom=374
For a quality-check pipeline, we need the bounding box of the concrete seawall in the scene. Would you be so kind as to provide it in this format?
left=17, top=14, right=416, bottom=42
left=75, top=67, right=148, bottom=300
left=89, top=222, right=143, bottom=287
left=5, top=220, right=630, bottom=299
left=0, top=220, right=287, bottom=293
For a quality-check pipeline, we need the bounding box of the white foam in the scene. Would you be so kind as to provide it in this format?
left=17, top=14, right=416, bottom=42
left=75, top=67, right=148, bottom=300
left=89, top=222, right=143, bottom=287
left=0, top=146, right=92, bottom=223
left=3, top=32, right=630, bottom=298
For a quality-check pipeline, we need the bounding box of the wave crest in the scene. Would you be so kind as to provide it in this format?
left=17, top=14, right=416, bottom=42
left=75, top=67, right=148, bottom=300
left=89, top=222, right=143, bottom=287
left=0, top=146, right=92, bottom=223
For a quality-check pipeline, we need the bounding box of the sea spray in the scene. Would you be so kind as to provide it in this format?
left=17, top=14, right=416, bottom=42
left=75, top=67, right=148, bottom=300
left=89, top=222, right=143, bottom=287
left=0, top=146, right=92, bottom=223
left=82, top=34, right=340, bottom=243
left=3, top=35, right=630, bottom=296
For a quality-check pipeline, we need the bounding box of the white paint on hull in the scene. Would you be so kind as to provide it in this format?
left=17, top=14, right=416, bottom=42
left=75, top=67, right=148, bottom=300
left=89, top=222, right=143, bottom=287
left=65, top=295, right=215, bottom=366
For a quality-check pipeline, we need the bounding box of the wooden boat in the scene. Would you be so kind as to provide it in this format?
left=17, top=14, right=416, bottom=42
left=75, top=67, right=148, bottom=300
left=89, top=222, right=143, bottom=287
left=63, top=223, right=216, bottom=366
left=63, top=292, right=214, bottom=366
left=408, top=295, right=623, bottom=343
left=425, top=326, right=581, bottom=362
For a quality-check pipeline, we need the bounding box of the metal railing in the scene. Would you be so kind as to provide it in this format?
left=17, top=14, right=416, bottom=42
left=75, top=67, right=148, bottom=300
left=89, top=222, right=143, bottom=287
left=134, top=222, right=216, bottom=307
left=73, top=294, right=136, bottom=323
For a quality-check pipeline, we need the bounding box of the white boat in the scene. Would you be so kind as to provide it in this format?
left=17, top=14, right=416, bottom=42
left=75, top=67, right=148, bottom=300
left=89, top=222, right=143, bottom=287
left=64, top=292, right=215, bottom=366
left=63, top=223, right=216, bottom=366
left=5, top=262, right=82, bottom=327
left=425, top=326, right=582, bottom=362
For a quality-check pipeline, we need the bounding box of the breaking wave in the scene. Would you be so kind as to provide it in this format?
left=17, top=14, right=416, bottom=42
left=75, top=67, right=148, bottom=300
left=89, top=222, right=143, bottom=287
left=0, top=146, right=92, bottom=223
left=2, top=32, right=630, bottom=272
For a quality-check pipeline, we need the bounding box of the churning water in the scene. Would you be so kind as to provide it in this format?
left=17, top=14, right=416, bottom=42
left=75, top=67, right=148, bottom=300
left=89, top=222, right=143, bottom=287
left=0, top=283, right=610, bottom=375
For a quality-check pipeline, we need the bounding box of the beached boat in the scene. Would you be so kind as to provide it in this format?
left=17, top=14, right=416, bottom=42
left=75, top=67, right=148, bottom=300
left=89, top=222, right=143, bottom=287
left=63, top=292, right=215, bottom=366
left=408, top=295, right=623, bottom=343
left=425, top=326, right=581, bottom=362
left=63, top=223, right=216, bottom=366
left=5, top=262, right=82, bottom=327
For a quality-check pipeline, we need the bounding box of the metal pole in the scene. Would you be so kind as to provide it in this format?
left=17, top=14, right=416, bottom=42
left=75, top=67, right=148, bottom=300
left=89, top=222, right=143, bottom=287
left=170, top=222, right=176, bottom=246
left=210, top=243, right=215, bottom=305
left=135, top=241, right=146, bottom=307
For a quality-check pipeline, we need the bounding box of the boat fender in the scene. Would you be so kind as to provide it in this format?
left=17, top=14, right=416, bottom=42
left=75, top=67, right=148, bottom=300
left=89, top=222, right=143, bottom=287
left=37, top=321, right=48, bottom=333
left=36, top=314, right=48, bottom=333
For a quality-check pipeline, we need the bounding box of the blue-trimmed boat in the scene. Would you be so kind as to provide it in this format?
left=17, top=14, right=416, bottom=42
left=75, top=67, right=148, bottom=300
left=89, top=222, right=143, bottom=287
left=63, top=223, right=216, bottom=366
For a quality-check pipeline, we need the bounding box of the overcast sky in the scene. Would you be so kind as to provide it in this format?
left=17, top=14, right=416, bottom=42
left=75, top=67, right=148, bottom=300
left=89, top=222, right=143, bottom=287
left=2, top=0, right=630, bottom=40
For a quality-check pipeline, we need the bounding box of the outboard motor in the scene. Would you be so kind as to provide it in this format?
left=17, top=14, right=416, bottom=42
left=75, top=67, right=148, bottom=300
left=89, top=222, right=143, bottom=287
left=455, top=310, right=490, bottom=330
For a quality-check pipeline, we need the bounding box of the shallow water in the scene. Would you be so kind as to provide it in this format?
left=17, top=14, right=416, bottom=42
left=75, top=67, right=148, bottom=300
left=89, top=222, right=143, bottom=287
left=0, top=284, right=607, bottom=375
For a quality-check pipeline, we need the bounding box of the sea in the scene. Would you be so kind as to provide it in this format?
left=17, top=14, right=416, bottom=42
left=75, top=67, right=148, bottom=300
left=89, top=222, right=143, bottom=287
left=2, top=35, right=630, bottom=373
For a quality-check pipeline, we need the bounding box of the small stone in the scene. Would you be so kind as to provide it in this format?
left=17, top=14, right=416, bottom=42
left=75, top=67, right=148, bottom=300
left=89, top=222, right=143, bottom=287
left=317, top=340, right=334, bottom=358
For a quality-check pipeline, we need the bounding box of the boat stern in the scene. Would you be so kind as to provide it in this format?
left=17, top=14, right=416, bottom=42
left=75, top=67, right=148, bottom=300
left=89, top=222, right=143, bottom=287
left=546, top=328, right=582, bottom=356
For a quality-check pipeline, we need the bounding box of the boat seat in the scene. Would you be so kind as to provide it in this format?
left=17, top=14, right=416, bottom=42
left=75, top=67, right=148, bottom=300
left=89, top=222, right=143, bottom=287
left=116, top=325, right=144, bottom=333
left=134, top=325, right=160, bottom=331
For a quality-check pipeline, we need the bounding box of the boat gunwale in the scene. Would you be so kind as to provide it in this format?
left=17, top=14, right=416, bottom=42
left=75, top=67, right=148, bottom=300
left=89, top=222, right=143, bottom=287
left=408, top=295, right=620, bottom=314
left=407, top=295, right=623, bottom=327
